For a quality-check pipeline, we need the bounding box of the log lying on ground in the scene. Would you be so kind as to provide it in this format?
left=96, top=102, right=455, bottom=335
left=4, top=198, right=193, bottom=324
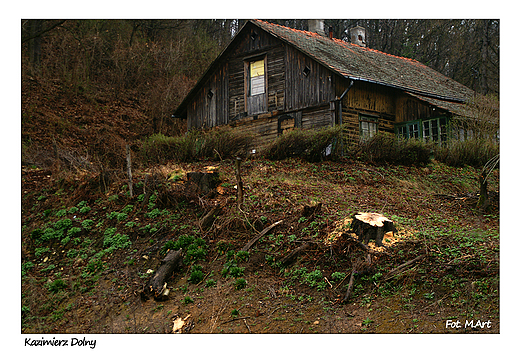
left=241, top=220, right=283, bottom=253
left=279, top=242, right=311, bottom=267
left=142, top=249, right=183, bottom=300
left=200, top=203, right=222, bottom=230
left=351, top=212, right=397, bottom=247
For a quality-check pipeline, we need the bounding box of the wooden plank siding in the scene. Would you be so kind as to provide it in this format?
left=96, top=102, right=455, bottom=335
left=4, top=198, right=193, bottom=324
left=187, top=62, right=229, bottom=130
left=301, top=104, right=333, bottom=130
left=227, top=27, right=286, bottom=122
left=183, top=21, right=453, bottom=150
left=395, top=95, right=447, bottom=123
left=285, top=46, right=336, bottom=111
left=340, top=81, right=396, bottom=116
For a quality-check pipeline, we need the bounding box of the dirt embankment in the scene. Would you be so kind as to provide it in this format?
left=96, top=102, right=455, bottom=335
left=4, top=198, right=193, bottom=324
left=21, top=73, right=499, bottom=335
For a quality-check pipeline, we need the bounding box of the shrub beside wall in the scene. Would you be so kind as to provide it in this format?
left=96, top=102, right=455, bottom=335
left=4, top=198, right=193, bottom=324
left=140, top=126, right=252, bottom=164
left=357, top=133, right=433, bottom=166
left=434, top=138, right=499, bottom=168
left=262, top=126, right=347, bottom=162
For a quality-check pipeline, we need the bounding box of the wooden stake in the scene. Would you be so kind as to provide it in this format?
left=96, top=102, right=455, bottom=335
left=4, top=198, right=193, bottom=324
left=126, top=144, right=133, bottom=198
left=235, top=157, right=244, bottom=206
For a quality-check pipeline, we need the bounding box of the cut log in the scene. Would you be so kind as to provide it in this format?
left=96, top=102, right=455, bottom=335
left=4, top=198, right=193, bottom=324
left=351, top=212, right=397, bottom=247
left=240, top=220, right=283, bottom=253
left=142, top=249, right=183, bottom=300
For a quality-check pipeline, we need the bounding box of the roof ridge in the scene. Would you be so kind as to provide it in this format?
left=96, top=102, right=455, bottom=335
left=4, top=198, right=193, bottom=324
left=254, top=19, right=421, bottom=65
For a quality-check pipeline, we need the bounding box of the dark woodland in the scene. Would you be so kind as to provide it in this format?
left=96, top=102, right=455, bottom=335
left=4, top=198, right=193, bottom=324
left=22, top=19, right=499, bottom=136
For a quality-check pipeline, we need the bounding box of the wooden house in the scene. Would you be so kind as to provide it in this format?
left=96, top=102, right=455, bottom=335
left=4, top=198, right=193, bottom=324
left=173, top=19, right=480, bottom=149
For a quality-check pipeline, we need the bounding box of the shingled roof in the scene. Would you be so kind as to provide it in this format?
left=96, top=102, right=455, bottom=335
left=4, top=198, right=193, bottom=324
left=252, top=20, right=475, bottom=104
left=175, top=20, right=478, bottom=117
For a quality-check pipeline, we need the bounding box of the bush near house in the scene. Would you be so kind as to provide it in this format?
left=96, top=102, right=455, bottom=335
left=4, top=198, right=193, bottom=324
left=263, top=125, right=347, bottom=162
left=140, top=126, right=253, bottom=164
left=357, top=133, right=433, bottom=166
left=434, top=138, right=499, bottom=168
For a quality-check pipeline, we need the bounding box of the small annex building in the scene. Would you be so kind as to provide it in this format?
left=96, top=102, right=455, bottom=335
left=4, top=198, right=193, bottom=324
left=173, top=19, right=481, bottom=149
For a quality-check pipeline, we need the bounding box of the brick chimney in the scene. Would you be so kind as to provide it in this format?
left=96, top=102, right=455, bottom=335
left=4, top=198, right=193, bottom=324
left=350, top=26, right=366, bottom=47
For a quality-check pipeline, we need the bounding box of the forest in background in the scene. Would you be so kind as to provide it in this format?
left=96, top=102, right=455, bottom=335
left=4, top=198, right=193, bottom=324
left=22, top=19, right=499, bottom=138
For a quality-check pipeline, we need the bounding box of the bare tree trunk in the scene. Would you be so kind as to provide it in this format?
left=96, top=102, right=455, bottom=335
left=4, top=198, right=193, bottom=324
left=480, top=20, right=490, bottom=95
left=28, top=20, right=43, bottom=74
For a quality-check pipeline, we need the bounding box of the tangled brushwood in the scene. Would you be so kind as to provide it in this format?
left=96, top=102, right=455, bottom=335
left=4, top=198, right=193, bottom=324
left=140, top=126, right=253, bottom=165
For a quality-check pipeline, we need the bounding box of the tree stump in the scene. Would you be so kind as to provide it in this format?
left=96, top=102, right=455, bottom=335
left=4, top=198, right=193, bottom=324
left=186, top=172, right=220, bottom=195
left=351, top=212, right=397, bottom=247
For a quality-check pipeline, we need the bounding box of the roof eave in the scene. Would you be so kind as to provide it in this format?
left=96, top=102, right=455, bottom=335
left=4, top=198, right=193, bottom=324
left=174, top=20, right=257, bottom=117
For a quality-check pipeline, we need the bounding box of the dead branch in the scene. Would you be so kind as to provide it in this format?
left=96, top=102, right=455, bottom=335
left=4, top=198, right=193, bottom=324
left=384, top=254, right=425, bottom=280
left=126, top=144, right=133, bottom=198
left=240, top=220, right=283, bottom=253
left=342, top=258, right=363, bottom=303
left=342, top=232, right=370, bottom=252
left=279, top=242, right=311, bottom=267
left=220, top=316, right=251, bottom=325
left=235, top=157, right=244, bottom=206
left=200, top=203, right=222, bottom=231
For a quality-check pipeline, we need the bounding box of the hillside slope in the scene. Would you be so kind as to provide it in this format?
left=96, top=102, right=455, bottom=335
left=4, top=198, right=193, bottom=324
left=21, top=67, right=499, bottom=335
left=22, top=154, right=499, bottom=334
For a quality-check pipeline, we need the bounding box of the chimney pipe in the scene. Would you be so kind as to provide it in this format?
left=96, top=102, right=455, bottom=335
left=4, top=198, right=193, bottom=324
left=328, top=26, right=333, bottom=39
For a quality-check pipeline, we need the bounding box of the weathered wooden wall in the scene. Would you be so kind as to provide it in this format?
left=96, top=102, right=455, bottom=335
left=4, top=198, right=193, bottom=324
left=227, top=26, right=286, bottom=122
left=285, top=46, right=336, bottom=111
left=187, top=63, right=229, bottom=130
left=339, top=80, right=397, bottom=116
left=395, top=95, right=446, bottom=123
left=185, top=22, right=452, bottom=149
left=301, top=104, right=333, bottom=130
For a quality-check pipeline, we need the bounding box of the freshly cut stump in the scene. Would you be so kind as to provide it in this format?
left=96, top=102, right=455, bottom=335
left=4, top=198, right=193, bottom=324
left=351, top=212, right=397, bottom=247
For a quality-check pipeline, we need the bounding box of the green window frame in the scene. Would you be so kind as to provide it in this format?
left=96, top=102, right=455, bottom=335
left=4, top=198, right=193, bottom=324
left=396, top=117, right=448, bottom=144
left=396, top=120, right=421, bottom=139
left=422, top=117, right=448, bottom=144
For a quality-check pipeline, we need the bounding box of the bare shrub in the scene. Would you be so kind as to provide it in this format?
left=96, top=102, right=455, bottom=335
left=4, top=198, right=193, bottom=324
left=198, top=126, right=253, bottom=161
left=434, top=139, right=499, bottom=168
left=358, top=133, right=432, bottom=166
left=263, top=126, right=347, bottom=162
left=435, top=95, right=499, bottom=168
left=140, top=127, right=253, bottom=165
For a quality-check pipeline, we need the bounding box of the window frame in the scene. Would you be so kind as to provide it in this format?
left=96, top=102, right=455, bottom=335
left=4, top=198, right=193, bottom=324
left=395, top=116, right=449, bottom=144
left=247, top=57, right=266, bottom=97
left=359, top=114, right=379, bottom=141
